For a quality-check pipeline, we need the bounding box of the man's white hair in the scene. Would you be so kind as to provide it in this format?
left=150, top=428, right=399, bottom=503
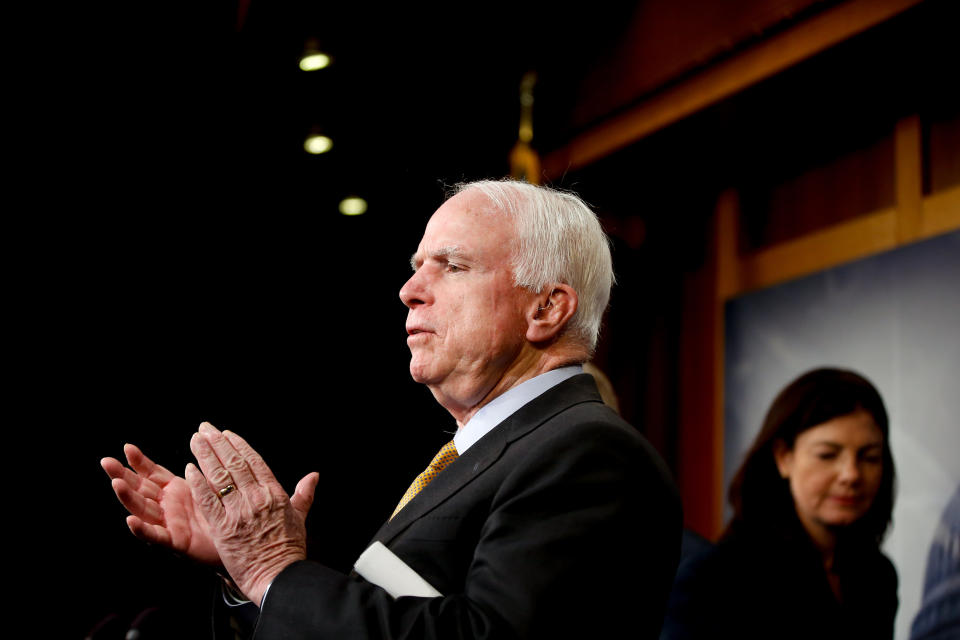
left=455, top=179, right=615, bottom=353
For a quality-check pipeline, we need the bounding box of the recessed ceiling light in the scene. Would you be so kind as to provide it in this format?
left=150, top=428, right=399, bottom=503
left=299, top=53, right=331, bottom=72
left=339, top=197, right=368, bottom=216
left=304, top=135, right=333, bottom=154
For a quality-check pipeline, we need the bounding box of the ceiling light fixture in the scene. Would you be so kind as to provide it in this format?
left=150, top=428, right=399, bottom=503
left=304, top=135, right=333, bottom=154
left=299, top=38, right=331, bottom=72
left=339, top=197, right=368, bottom=216
left=299, top=52, right=331, bottom=72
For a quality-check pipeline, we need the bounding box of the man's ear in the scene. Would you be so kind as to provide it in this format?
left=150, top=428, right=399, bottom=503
left=526, top=284, right=578, bottom=343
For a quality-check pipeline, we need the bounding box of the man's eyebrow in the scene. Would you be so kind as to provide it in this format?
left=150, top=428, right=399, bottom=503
left=410, top=246, right=463, bottom=270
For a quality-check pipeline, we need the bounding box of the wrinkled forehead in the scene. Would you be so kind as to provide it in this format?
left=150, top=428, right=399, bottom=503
left=430, top=189, right=511, bottom=227
left=415, top=190, right=517, bottom=262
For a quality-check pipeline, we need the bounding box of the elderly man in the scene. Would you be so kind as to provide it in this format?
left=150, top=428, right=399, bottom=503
left=102, top=179, right=681, bottom=639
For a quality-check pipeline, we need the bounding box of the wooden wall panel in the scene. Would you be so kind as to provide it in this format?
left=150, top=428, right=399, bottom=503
left=543, top=0, right=924, bottom=179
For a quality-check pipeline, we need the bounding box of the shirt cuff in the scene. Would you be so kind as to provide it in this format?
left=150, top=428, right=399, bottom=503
left=219, top=575, right=252, bottom=607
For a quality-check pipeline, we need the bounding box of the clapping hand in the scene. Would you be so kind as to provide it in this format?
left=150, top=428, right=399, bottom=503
left=103, top=422, right=319, bottom=605
left=102, top=442, right=221, bottom=565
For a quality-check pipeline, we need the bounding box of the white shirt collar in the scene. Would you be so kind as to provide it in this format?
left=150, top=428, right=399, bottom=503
left=453, top=365, right=584, bottom=454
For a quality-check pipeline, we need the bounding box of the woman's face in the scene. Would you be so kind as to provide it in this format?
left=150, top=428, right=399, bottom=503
left=774, top=409, right=885, bottom=542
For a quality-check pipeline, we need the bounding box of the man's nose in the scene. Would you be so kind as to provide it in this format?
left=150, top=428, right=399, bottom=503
left=399, top=270, right=429, bottom=308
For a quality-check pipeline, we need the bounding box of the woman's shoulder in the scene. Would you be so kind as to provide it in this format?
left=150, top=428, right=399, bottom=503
left=876, top=548, right=899, bottom=584
left=843, top=544, right=899, bottom=596
left=660, top=530, right=823, bottom=639
left=675, top=529, right=805, bottom=601
left=836, top=546, right=899, bottom=638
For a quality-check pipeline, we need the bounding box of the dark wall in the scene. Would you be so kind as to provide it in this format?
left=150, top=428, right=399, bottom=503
left=38, top=5, right=495, bottom=637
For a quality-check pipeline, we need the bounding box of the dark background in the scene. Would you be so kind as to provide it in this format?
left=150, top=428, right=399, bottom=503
left=26, top=2, right=641, bottom=637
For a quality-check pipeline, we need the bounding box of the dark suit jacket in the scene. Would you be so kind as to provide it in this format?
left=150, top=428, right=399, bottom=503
left=252, top=374, right=682, bottom=639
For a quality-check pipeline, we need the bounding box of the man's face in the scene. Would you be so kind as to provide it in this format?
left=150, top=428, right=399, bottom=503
left=399, top=190, right=535, bottom=415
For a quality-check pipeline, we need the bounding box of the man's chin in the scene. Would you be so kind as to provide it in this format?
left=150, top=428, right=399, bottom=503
left=408, top=362, right=435, bottom=385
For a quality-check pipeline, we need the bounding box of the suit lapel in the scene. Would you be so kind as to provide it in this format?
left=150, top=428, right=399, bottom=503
left=369, top=374, right=603, bottom=546
left=372, top=423, right=506, bottom=544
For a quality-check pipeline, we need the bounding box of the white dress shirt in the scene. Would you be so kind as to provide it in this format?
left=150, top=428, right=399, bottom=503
left=453, top=365, right=583, bottom=454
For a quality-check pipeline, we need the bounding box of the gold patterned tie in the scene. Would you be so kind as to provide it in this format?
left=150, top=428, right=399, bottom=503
left=390, top=440, right=459, bottom=519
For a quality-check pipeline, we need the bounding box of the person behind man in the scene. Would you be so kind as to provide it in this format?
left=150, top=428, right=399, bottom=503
left=102, top=179, right=682, bottom=639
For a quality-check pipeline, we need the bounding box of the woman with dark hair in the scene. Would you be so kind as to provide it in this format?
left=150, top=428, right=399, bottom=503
left=665, top=367, right=898, bottom=640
